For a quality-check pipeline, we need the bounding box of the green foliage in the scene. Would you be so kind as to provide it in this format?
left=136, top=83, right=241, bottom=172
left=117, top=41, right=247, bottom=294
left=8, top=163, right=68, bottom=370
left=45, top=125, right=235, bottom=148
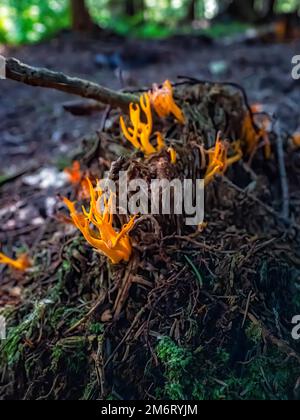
left=276, top=0, right=300, bottom=13
left=1, top=0, right=299, bottom=45
left=200, top=21, right=250, bottom=38
left=0, top=0, right=69, bottom=44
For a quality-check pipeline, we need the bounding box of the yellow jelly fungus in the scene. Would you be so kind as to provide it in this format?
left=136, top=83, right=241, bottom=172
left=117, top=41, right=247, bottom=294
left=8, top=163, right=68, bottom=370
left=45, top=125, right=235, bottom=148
left=64, top=161, right=82, bottom=185
left=0, top=252, right=32, bottom=271
left=63, top=179, right=136, bottom=264
left=204, top=134, right=242, bottom=186
left=242, top=112, right=271, bottom=159
left=292, top=132, right=300, bottom=148
left=64, top=161, right=90, bottom=200
left=168, top=147, right=177, bottom=164
left=120, top=93, right=165, bottom=156
left=148, top=80, right=185, bottom=124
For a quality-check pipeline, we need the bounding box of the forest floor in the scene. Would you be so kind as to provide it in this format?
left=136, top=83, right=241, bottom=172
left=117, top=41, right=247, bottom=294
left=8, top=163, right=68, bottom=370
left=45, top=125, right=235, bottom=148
left=0, top=30, right=300, bottom=400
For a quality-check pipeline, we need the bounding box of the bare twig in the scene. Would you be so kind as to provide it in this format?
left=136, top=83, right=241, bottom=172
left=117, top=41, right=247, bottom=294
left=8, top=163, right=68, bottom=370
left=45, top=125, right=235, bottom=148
left=64, top=291, right=106, bottom=335
left=274, top=122, right=290, bottom=220
left=247, top=312, right=300, bottom=364
left=4, top=57, right=138, bottom=112
left=242, top=290, right=253, bottom=328
left=103, top=306, right=148, bottom=369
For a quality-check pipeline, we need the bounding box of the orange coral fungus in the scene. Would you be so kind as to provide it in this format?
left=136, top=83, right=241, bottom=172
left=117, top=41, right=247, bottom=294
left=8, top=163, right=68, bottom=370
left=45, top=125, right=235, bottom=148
left=64, top=161, right=90, bottom=200
left=168, top=147, right=177, bottom=164
left=292, top=132, right=300, bottom=148
left=78, top=177, right=91, bottom=200
left=64, top=161, right=82, bottom=184
left=120, top=93, right=165, bottom=155
left=274, top=21, right=286, bottom=42
left=63, top=179, right=136, bottom=264
left=228, top=140, right=243, bottom=166
left=0, top=251, right=32, bottom=271
left=204, top=134, right=242, bottom=186
left=148, top=80, right=185, bottom=124
left=242, top=112, right=271, bottom=159
left=242, top=112, right=261, bottom=155
left=250, top=103, right=263, bottom=114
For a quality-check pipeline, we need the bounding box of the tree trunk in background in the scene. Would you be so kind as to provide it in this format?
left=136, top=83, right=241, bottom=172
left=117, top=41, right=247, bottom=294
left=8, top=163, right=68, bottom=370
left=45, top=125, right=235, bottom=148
left=187, top=0, right=197, bottom=21
left=70, top=0, right=94, bottom=32
left=228, top=0, right=258, bottom=22
left=125, top=0, right=136, bottom=17
left=124, top=0, right=144, bottom=20
left=265, top=0, right=276, bottom=19
left=228, top=0, right=277, bottom=22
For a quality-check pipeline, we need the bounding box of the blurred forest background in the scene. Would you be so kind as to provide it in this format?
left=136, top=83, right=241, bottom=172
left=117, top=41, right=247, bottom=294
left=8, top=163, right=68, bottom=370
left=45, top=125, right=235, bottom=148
left=0, top=0, right=299, bottom=45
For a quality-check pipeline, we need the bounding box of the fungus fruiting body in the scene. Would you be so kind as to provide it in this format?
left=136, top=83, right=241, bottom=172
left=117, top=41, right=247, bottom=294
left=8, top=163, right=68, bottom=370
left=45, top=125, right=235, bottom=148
left=204, top=134, right=242, bottom=185
left=64, top=161, right=82, bottom=184
left=0, top=252, right=32, bottom=271
left=148, top=80, right=185, bottom=124
left=120, top=93, right=165, bottom=155
left=64, top=161, right=90, bottom=199
left=120, top=80, right=185, bottom=156
left=63, top=179, right=136, bottom=264
left=242, top=111, right=271, bottom=159
left=168, top=147, right=177, bottom=164
left=292, top=132, right=300, bottom=148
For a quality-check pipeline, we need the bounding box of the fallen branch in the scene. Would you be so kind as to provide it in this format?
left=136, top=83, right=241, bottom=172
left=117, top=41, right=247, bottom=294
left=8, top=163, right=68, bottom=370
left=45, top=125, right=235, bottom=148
left=4, top=57, right=139, bottom=112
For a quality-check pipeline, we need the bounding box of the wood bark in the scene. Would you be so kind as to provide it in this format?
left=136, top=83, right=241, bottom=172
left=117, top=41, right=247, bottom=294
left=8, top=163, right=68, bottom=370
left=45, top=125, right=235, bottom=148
left=5, top=57, right=139, bottom=112
left=70, top=0, right=94, bottom=32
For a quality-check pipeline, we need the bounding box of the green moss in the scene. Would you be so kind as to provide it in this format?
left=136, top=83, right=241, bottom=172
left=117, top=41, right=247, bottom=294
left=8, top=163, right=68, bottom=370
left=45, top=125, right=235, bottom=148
left=156, top=337, right=193, bottom=400
left=155, top=337, right=300, bottom=400
left=245, top=321, right=263, bottom=344
left=1, top=300, right=53, bottom=367
left=81, top=380, right=98, bottom=400
left=89, top=322, right=104, bottom=335
left=51, top=337, right=88, bottom=375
